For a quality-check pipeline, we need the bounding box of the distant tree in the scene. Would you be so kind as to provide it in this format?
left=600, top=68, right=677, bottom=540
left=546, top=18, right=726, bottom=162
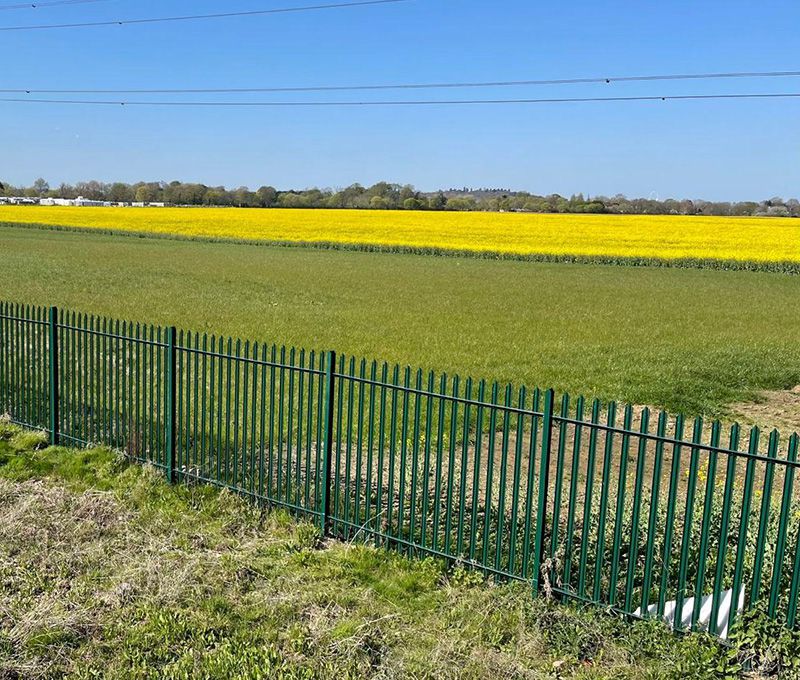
left=203, top=188, right=233, bottom=206
left=369, top=195, right=392, bottom=209
left=75, top=180, right=107, bottom=201
left=56, top=183, right=77, bottom=199
left=399, top=185, right=417, bottom=202
left=233, top=186, right=256, bottom=207
left=256, top=185, right=277, bottom=207
left=403, top=197, right=425, bottom=210
left=303, top=188, right=327, bottom=208
left=328, top=183, right=366, bottom=209
left=521, top=198, right=548, bottom=212
left=709, top=202, right=732, bottom=216
left=134, top=183, right=159, bottom=203
left=580, top=201, right=606, bottom=214
left=767, top=205, right=791, bottom=217
left=32, top=178, right=49, bottom=196
left=5, top=175, right=798, bottom=216
left=108, top=183, right=134, bottom=203
left=277, top=192, right=309, bottom=209
left=0, top=182, right=19, bottom=196
left=428, top=191, right=448, bottom=210
left=446, top=197, right=477, bottom=211
left=568, top=193, right=585, bottom=209
left=553, top=196, right=570, bottom=213
left=661, top=198, right=680, bottom=214
left=364, top=182, right=401, bottom=208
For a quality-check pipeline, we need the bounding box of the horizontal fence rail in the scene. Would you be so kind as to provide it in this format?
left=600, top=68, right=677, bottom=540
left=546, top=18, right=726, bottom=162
left=1, top=300, right=800, bottom=640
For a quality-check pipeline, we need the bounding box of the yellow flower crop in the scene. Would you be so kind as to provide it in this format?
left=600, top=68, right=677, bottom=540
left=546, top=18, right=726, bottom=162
left=0, top=206, right=797, bottom=264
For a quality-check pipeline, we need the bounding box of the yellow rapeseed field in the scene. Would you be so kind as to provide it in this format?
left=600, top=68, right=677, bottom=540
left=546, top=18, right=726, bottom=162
left=0, top=206, right=797, bottom=263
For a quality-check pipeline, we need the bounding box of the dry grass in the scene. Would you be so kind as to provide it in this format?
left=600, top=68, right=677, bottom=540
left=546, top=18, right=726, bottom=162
left=0, top=434, right=726, bottom=679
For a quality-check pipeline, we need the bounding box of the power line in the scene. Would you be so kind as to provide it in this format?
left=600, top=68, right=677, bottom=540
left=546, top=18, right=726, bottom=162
left=0, top=92, right=798, bottom=106
left=2, top=70, right=799, bottom=94
left=0, top=0, right=410, bottom=29
left=0, top=0, right=112, bottom=10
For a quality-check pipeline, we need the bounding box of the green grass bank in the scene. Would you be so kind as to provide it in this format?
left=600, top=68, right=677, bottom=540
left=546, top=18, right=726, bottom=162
left=6, top=421, right=798, bottom=679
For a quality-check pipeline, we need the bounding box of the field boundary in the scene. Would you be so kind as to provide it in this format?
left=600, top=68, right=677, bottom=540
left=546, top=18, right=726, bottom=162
left=2, top=220, right=798, bottom=274
left=3, top=300, right=800, bottom=643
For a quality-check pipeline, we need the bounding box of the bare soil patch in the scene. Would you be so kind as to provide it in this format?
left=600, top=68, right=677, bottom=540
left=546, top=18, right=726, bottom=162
left=729, top=387, right=800, bottom=435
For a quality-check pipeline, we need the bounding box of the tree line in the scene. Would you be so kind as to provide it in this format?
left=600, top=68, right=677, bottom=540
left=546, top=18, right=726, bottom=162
left=2, top=178, right=798, bottom=217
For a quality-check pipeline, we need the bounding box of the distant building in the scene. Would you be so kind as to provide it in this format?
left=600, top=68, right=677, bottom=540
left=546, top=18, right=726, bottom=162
left=40, top=198, right=76, bottom=206
left=74, top=196, right=106, bottom=207
left=0, top=196, right=38, bottom=205
left=7, top=196, right=168, bottom=208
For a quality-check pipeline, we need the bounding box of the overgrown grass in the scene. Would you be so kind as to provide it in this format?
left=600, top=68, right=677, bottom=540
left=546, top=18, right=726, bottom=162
left=0, top=424, right=765, bottom=679
left=1, top=224, right=799, bottom=415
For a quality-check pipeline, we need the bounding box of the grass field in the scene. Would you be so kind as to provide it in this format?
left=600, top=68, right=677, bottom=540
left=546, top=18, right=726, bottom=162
left=0, top=425, right=759, bottom=678
left=1, top=205, right=799, bottom=267
left=1, top=223, right=798, bottom=415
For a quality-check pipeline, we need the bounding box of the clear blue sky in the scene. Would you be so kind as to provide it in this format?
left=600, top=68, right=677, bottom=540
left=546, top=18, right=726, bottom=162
left=2, top=0, right=799, bottom=200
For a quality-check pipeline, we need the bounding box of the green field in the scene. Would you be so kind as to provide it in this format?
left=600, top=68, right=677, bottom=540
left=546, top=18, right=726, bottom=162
left=1, top=223, right=799, bottom=415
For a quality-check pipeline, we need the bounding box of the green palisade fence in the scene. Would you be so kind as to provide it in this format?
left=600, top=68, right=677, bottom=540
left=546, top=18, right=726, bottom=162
left=2, top=301, right=800, bottom=640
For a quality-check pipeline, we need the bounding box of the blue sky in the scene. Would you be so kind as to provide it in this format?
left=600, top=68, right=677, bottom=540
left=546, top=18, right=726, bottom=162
left=2, top=0, right=799, bottom=200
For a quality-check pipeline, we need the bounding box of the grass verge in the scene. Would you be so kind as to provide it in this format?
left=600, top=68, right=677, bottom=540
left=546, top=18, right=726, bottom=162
left=0, top=422, right=764, bottom=679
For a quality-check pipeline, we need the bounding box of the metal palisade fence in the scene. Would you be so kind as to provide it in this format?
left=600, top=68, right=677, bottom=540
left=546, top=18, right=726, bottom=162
left=2, top=301, right=800, bottom=640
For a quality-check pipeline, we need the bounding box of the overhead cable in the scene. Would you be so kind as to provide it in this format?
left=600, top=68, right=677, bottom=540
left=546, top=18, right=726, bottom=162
left=0, top=92, right=798, bottom=106
left=3, top=70, right=800, bottom=94
left=0, top=0, right=410, bottom=30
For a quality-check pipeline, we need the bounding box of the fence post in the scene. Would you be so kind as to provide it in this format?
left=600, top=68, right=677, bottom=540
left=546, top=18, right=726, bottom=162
left=165, top=326, right=177, bottom=484
left=47, top=306, right=59, bottom=446
left=532, top=388, right=555, bottom=595
left=319, top=350, right=336, bottom=535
